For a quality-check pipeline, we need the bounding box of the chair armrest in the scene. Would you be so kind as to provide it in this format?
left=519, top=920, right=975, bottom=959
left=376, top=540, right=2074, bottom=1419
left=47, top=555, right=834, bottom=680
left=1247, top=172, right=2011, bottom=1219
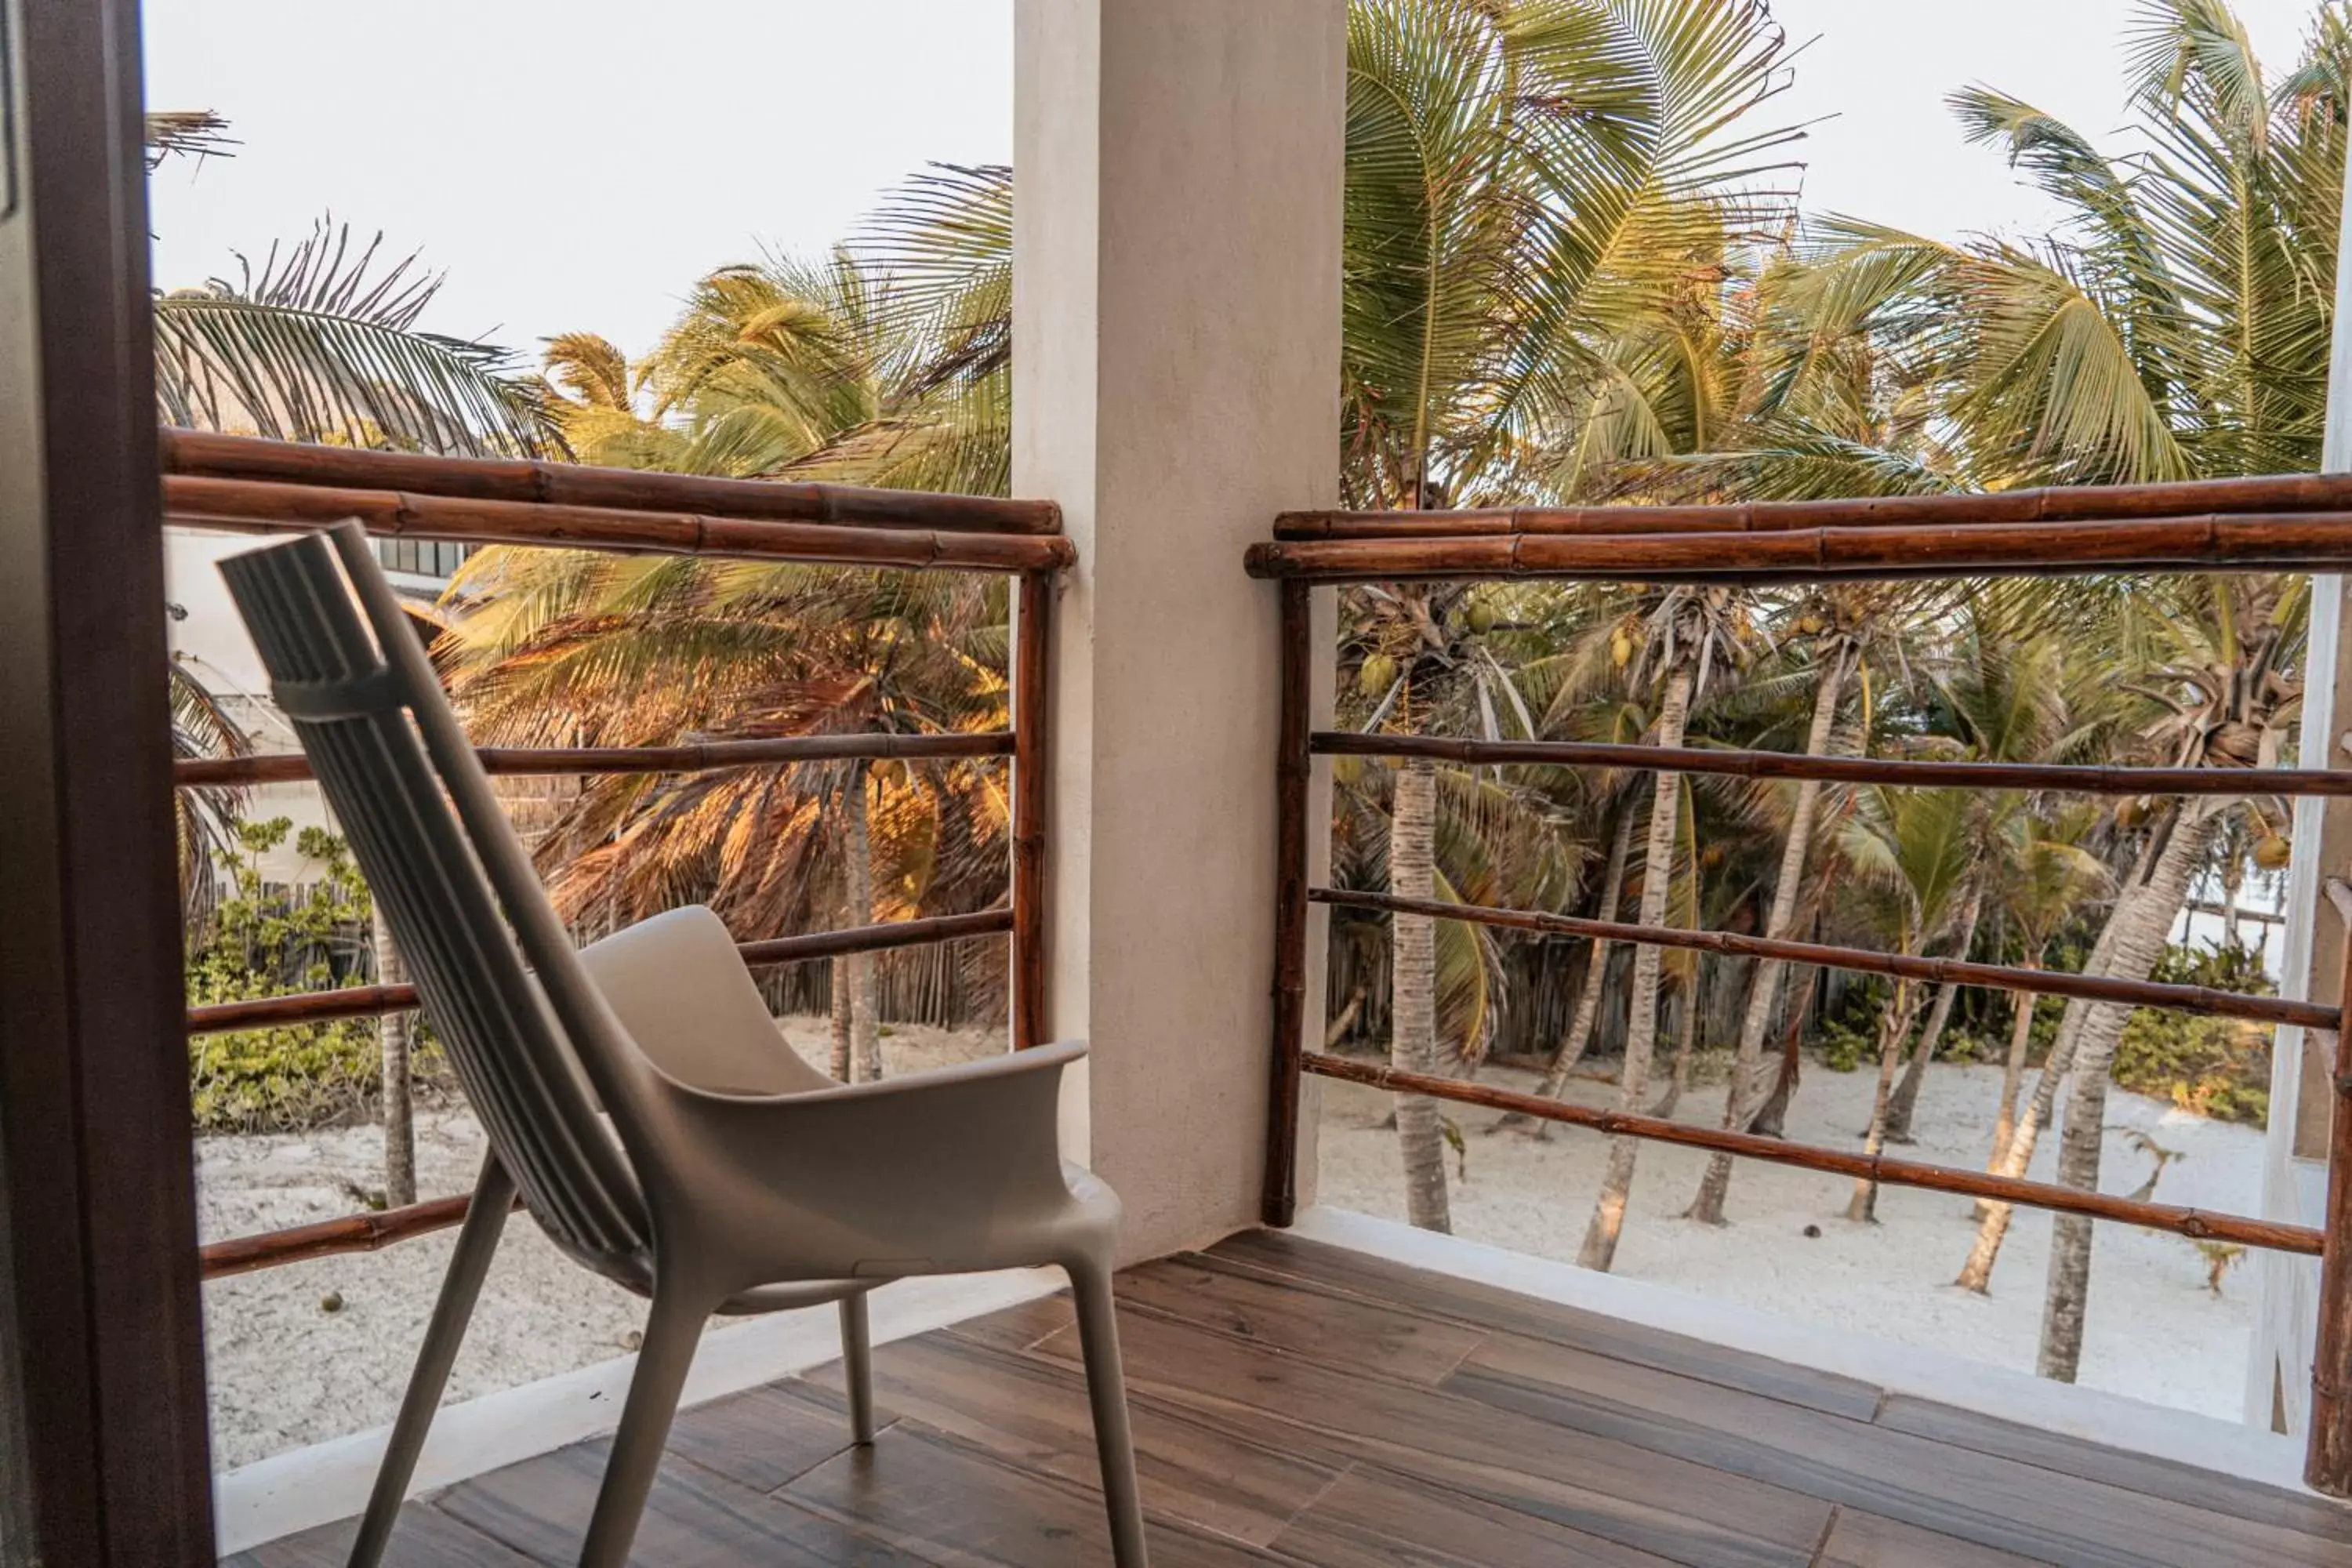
left=638, top=1041, right=1096, bottom=1276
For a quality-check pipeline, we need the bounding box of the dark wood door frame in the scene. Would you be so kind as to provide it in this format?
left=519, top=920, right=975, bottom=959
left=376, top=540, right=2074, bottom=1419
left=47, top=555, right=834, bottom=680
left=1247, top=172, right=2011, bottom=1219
left=0, top=0, right=217, bottom=1561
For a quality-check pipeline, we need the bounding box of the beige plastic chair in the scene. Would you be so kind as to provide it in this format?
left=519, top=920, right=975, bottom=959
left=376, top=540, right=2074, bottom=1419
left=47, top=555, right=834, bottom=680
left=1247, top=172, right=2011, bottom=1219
left=220, top=524, right=1146, bottom=1568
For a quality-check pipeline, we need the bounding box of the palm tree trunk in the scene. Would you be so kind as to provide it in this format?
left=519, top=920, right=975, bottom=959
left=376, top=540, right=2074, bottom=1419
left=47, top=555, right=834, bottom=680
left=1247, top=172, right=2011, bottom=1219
left=829, top=954, right=852, bottom=1081
left=1392, top=757, right=1451, bottom=1233
left=1324, top=982, right=1368, bottom=1049
left=1580, top=670, right=1691, bottom=1272
left=1983, top=955, right=2043, bottom=1208
left=1748, top=967, right=1814, bottom=1138
left=1846, top=978, right=1919, bottom=1223
left=1885, top=886, right=1983, bottom=1143
left=1687, top=650, right=1846, bottom=1223
left=846, top=761, right=881, bottom=1083
left=1650, top=975, right=1699, bottom=1117
left=1954, top=832, right=2151, bottom=1283
left=2038, top=807, right=2213, bottom=1381
left=373, top=907, right=416, bottom=1208
left=1503, top=806, right=1634, bottom=1135
left=1955, top=1001, right=2082, bottom=1290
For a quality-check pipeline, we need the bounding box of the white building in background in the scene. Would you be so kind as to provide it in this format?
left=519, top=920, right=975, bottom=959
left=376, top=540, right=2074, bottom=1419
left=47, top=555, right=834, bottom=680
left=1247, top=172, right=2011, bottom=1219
left=166, top=526, right=461, bottom=887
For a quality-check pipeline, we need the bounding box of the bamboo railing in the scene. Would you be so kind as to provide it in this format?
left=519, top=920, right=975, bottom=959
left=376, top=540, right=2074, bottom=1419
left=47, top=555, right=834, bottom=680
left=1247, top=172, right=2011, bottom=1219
left=1318, top=731, right=2352, bottom=800
left=1245, top=514, right=2352, bottom=585
left=1272, top=473, right=2352, bottom=539
left=1307, top=1056, right=2321, bottom=1254
left=1253, top=485, right=2352, bottom=1498
left=177, top=731, right=1016, bottom=789
left=172, top=437, right=1062, bottom=1281
left=1316, top=889, right=2339, bottom=1032
left=166, top=474, right=1073, bottom=574
left=187, top=910, right=1019, bottom=1039
left=164, top=429, right=1062, bottom=534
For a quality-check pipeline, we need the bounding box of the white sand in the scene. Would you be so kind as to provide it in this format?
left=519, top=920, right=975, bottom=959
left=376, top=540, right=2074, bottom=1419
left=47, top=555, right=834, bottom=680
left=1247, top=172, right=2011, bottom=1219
left=1316, top=1056, right=2266, bottom=1422
left=203, top=1029, right=2264, bottom=1471
left=198, top=1019, right=1001, bottom=1470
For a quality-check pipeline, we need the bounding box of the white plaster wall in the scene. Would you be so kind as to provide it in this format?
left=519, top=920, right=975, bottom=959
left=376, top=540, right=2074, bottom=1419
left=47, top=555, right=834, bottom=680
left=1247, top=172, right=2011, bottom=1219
left=1015, top=0, right=1345, bottom=1260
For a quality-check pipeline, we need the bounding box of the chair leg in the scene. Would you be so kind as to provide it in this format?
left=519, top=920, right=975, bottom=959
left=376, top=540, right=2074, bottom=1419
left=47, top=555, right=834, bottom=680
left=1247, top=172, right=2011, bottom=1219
left=347, top=1156, right=516, bottom=1568
left=577, top=1281, right=710, bottom=1568
left=1068, top=1257, right=1149, bottom=1568
left=839, top=1293, right=877, bottom=1445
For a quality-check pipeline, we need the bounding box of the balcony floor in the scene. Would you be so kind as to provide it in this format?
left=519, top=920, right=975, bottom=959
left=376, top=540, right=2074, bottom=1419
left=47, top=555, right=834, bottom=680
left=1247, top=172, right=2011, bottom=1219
left=231, top=1229, right=2352, bottom=1567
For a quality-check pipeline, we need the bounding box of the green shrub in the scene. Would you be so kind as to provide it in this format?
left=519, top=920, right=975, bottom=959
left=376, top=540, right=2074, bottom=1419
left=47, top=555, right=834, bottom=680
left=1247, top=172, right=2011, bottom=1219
left=1940, top=1029, right=1987, bottom=1066
left=185, top=818, right=419, bottom=1134
left=1818, top=1017, right=1873, bottom=1073
left=2111, top=942, right=2272, bottom=1127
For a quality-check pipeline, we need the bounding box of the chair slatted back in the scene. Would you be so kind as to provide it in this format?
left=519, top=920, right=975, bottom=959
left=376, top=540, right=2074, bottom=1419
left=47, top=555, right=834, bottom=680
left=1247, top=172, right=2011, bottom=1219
left=221, top=528, right=650, bottom=1280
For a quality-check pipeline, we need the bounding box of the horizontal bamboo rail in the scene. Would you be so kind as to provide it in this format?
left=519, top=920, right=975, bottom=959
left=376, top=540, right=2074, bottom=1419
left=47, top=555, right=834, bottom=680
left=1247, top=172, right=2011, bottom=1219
left=162, top=429, right=1062, bottom=535
left=735, top=907, right=1013, bottom=967
left=1243, top=513, right=2352, bottom=585
left=200, top=1192, right=516, bottom=1281
left=1275, top=472, right=2352, bottom=539
left=187, top=909, right=1016, bottom=1035
left=1303, top=1053, right=2323, bottom=1255
left=176, top=731, right=1016, bottom=789
left=1314, top=887, right=2337, bottom=1032
left=1318, top=731, right=2352, bottom=799
left=165, top=475, right=1076, bottom=574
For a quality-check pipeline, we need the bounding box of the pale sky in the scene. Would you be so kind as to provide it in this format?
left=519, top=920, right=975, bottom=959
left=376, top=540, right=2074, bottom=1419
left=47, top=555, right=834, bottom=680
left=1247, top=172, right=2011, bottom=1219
left=143, top=0, right=2324, bottom=366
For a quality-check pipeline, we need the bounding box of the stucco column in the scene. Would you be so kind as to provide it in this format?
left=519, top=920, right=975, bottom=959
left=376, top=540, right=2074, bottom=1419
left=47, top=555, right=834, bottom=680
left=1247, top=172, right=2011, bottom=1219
left=1014, top=0, right=1345, bottom=1261
left=2250, top=147, right=2352, bottom=1434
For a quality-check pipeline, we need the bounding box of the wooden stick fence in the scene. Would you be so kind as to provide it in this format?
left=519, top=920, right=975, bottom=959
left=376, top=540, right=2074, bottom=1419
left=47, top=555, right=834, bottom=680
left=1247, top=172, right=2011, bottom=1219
left=1274, top=471, right=2352, bottom=539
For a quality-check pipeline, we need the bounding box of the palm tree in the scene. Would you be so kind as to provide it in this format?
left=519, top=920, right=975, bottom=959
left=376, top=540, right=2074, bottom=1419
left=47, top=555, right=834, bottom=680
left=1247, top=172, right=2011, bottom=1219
left=1668, top=0, right=2342, bottom=1373
left=1882, top=604, right=2086, bottom=1143
left=154, top=216, right=555, bottom=456
left=2035, top=575, right=2302, bottom=1376
left=1335, top=0, right=1801, bottom=512
left=169, top=658, right=249, bottom=926
left=441, top=551, right=1007, bottom=985
left=1341, top=579, right=1578, bottom=1229
left=1953, top=804, right=2111, bottom=1285
left=1686, top=584, right=1922, bottom=1223
left=149, top=118, right=561, bottom=1199
left=1836, top=786, right=1977, bottom=1222
left=1579, top=585, right=1748, bottom=1270
left=1501, top=599, right=1672, bottom=1132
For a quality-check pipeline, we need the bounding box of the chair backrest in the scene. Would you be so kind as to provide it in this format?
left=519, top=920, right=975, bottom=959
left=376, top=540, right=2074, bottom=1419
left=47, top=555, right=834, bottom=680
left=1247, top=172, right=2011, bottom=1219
left=220, top=525, right=652, bottom=1285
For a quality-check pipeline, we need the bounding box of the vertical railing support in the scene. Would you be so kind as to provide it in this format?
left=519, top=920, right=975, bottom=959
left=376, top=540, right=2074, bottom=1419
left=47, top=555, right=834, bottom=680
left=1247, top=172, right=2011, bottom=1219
left=1262, top=579, right=1312, bottom=1225
left=2309, top=880, right=2352, bottom=1494
left=1012, top=568, right=1054, bottom=1049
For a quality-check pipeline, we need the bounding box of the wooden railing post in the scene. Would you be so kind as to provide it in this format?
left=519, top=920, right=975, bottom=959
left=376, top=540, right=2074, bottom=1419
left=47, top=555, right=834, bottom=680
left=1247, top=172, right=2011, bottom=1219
left=2307, top=877, right=2352, bottom=1494
left=1012, top=568, right=1054, bottom=1050
left=1262, top=580, right=1312, bottom=1225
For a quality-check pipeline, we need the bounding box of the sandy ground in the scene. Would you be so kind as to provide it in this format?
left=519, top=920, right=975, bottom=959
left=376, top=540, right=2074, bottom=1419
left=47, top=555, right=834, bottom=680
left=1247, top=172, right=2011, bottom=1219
left=203, top=1025, right=2263, bottom=1470
left=198, top=1019, right=1002, bottom=1470
left=1316, top=1055, right=2266, bottom=1422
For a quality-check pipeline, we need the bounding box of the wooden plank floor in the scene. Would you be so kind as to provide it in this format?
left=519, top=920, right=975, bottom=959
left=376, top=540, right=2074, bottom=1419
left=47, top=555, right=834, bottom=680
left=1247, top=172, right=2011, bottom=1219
left=232, top=1230, right=2352, bottom=1567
